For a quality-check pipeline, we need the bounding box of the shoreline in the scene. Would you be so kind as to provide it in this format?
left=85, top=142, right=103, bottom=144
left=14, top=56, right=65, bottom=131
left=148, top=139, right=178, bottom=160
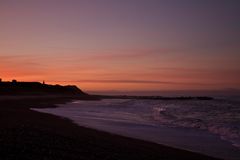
left=0, top=96, right=222, bottom=160
left=34, top=98, right=240, bottom=160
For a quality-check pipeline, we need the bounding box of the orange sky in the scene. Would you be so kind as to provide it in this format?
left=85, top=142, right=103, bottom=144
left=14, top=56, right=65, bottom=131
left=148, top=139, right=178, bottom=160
left=1, top=52, right=239, bottom=91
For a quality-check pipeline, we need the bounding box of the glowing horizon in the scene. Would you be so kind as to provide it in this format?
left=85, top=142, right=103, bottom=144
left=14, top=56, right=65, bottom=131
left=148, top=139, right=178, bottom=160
left=1, top=0, right=240, bottom=91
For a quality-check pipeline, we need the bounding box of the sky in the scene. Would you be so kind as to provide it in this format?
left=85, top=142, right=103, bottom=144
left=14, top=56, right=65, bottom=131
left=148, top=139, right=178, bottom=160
left=0, top=0, right=240, bottom=92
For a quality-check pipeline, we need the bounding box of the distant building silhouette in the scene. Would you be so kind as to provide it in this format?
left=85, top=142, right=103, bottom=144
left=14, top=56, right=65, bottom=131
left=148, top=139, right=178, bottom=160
left=0, top=78, right=2, bottom=83
left=12, top=79, right=17, bottom=84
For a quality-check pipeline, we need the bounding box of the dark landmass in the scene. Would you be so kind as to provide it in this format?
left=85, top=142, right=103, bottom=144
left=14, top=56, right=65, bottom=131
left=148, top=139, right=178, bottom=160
left=94, top=94, right=214, bottom=100
left=0, top=80, right=213, bottom=100
left=0, top=96, right=221, bottom=160
left=0, top=80, right=86, bottom=96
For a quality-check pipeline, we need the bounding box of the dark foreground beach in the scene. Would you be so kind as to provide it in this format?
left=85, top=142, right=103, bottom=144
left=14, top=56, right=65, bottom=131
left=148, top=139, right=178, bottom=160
left=0, top=96, right=222, bottom=160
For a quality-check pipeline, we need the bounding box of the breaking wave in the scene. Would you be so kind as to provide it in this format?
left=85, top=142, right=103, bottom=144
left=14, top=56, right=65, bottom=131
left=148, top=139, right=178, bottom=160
left=151, top=99, right=240, bottom=149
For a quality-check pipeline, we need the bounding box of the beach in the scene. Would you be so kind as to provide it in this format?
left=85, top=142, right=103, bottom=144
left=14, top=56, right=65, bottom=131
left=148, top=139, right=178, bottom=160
left=0, top=96, right=221, bottom=160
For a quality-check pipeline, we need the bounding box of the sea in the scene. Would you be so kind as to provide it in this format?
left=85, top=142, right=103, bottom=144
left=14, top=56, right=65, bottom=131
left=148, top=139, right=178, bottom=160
left=32, top=95, right=240, bottom=160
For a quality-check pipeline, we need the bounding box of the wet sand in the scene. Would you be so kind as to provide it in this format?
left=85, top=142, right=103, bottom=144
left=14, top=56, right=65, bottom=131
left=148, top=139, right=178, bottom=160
left=0, top=96, right=222, bottom=160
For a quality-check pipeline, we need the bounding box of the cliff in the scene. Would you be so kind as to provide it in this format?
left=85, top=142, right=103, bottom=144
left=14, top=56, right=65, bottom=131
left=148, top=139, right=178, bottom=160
left=0, top=81, right=87, bottom=96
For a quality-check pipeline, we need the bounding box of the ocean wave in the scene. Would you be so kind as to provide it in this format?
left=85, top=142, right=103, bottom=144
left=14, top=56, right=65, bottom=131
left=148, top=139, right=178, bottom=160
left=151, top=99, right=240, bottom=149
